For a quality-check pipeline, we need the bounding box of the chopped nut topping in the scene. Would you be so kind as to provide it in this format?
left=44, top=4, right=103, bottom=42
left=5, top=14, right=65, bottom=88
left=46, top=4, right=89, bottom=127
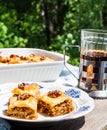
left=10, top=54, right=19, bottom=58
left=18, top=83, right=26, bottom=90
left=40, top=56, right=46, bottom=60
left=17, top=94, right=30, bottom=100
left=0, top=53, right=54, bottom=64
left=20, top=56, right=28, bottom=60
left=30, top=54, right=36, bottom=57
left=47, top=90, right=62, bottom=98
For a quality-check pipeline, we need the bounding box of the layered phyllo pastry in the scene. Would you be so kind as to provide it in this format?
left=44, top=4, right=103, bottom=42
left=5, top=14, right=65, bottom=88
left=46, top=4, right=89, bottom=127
left=6, top=95, right=38, bottom=120
left=12, top=83, right=40, bottom=99
left=38, top=90, right=74, bottom=116
left=0, top=54, right=54, bottom=64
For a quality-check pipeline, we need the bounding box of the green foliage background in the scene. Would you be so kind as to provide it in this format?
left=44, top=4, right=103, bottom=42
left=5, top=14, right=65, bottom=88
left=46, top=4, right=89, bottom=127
left=0, top=0, right=107, bottom=65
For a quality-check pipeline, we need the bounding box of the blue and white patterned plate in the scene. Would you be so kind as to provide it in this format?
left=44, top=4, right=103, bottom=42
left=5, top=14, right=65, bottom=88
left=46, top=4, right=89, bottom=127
left=0, top=82, right=94, bottom=126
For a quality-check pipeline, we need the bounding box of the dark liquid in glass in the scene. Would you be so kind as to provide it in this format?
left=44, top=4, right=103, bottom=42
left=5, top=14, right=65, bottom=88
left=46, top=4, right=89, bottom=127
left=79, top=50, right=107, bottom=91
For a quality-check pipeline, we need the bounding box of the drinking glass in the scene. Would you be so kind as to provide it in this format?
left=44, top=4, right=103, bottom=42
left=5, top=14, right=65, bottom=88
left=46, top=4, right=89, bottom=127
left=64, top=29, right=107, bottom=98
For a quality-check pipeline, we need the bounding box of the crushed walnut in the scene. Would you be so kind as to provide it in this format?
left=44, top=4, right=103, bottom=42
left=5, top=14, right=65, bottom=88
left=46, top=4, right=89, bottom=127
left=40, top=56, right=46, bottom=60
left=10, top=54, right=19, bottom=58
left=17, top=94, right=30, bottom=100
left=20, top=56, right=29, bottom=60
left=47, top=90, right=62, bottom=98
left=18, top=83, right=26, bottom=90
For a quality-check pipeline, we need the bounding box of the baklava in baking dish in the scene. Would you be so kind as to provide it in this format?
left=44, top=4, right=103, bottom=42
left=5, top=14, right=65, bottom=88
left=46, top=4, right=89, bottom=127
left=0, top=54, right=54, bottom=64
left=38, top=90, right=74, bottom=116
left=0, top=48, right=68, bottom=83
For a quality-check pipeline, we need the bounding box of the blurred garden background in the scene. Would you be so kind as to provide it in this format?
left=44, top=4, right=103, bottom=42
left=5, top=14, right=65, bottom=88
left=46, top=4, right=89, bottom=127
left=0, top=0, right=107, bottom=65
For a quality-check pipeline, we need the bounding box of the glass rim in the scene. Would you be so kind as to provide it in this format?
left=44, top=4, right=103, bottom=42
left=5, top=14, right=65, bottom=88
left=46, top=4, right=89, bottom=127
left=81, top=29, right=107, bottom=34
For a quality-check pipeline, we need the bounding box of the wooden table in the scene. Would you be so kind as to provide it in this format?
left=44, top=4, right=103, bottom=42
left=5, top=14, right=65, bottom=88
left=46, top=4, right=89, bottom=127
left=9, top=98, right=107, bottom=130
left=80, top=98, right=107, bottom=130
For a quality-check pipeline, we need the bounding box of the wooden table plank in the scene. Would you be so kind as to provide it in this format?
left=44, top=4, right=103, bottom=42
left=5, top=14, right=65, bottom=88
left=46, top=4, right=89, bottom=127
left=80, top=99, right=107, bottom=130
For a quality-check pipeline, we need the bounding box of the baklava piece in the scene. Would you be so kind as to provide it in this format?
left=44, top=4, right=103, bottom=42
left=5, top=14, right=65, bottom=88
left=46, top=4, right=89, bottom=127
left=38, top=90, right=74, bottom=116
left=12, top=83, right=40, bottom=99
left=6, top=95, right=38, bottom=120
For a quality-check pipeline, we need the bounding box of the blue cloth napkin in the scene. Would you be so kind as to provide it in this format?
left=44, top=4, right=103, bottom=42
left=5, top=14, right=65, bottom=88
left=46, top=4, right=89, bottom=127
left=0, top=119, right=11, bottom=130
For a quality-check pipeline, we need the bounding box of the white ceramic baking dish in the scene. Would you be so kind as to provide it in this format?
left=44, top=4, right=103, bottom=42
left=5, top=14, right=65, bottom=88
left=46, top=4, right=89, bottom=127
left=0, top=48, right=69, bottom=83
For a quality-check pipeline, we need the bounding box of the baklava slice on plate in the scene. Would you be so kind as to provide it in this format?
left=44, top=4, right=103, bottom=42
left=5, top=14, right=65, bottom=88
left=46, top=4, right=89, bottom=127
left=38, top=90, right=74, bottom=117
left=6, top=95, right=38, bottom=120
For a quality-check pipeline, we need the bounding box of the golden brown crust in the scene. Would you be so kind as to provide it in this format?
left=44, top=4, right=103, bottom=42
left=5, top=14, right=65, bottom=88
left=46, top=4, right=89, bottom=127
left=12, top=83, right=40, bottom=99
left=6, top=96, right=38, bottom=120
left=6, top=83, right=40, bottom=120
left=0, top=54, right=54, bottom=64
left=38, top=90, right=74, bottom=116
